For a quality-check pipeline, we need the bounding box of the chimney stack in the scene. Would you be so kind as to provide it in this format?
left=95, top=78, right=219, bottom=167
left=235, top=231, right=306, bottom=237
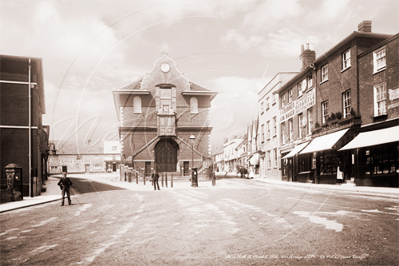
left=358, top=20, right=372, bottom=32
left=299, top=43, right=316, bottom=70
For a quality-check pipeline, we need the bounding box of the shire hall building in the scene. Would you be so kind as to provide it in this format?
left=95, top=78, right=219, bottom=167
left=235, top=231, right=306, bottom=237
left=113, top=54, right=217, bottom=177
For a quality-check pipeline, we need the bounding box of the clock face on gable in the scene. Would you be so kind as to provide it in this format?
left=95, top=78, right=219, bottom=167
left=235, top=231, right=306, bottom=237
left=161, top=63, right=170, bottom=73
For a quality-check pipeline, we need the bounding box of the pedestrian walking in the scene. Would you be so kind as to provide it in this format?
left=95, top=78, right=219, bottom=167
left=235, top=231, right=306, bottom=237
left=152, top=170, right=160, bottom=190
left=57, top=172, right=73, bottom=206
left=211, top=171, right=217, bottom=186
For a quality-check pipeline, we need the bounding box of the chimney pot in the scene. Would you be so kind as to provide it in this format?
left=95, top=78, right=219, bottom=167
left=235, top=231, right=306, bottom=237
left=358, top=20, right=372, bottom=32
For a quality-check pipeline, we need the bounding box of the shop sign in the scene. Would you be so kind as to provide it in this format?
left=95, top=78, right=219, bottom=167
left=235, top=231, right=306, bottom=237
left=388, top=88, right=399, bottom=101
left=280, top=102, right=296, bottom=122
left=60, top=160, right=91, bottom=164
left=296, top=88, right=315, bottom=114
left=388, top=101, right=399, bottom=110
left=279, top=88, right=315, bottom=122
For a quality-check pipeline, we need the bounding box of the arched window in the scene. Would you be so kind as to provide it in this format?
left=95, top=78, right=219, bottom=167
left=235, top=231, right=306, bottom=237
left=190, top=97, right=198, bottom=114
left=133, top=96, right=142, bottom=113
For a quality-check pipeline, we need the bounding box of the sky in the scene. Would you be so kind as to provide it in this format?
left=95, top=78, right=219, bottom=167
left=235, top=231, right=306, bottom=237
left=1, top=0, right=398, bottom=149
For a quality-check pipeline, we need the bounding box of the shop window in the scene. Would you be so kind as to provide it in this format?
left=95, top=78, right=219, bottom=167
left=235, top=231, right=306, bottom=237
left=374, top=83, right=387, bottom=116
left=362, top=144, right=398, bottom=175
left=319, top=151, right=340, bottom=176
left=373, top=47, right=386, bottom=73
left=299, top=153, right=312, bottom=173
left=190, top=97, right=198, bottom=114
left=133, top=96, right=142, bottom=113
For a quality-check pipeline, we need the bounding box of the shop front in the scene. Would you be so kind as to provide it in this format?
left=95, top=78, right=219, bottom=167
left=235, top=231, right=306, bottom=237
left=340, top=125, right=399, bottom=187
left=282, top=142, right=309, bottom=182
left=299, top=128, right=355, bottom=184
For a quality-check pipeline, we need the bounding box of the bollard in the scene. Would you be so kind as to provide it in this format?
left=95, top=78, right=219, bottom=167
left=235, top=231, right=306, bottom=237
left=144, top=173, right=146, bottom=185
left=166, top=173, right=168, bottom=188
left=136, top=172, right=138, bottom=184
left=161, top=173, right=164, bottom=187
left=152, top=174, right=154, bottom=186
left=171, top=174, right=173, bottom=188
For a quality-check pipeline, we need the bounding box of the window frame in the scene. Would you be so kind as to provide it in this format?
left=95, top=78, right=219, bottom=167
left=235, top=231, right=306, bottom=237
left=307, top=108, right=313, bottom=136
left=307, top=75, right=313, bottom=88
left=288, top=118, right=293, bottom=142
left=374, top=83, right=387, bottom=116
left=297, top=81, right=303, bottom=97
left=298, top=113, right=303, bottom=139
left=321, top=64, right=328, bottom=82
left=342, top=90, right=351, bottom=118
left=373, top=47, right=386, bottom=73
left=274, top=149, right=278, bottom=168
left=342, top=49, right=351, bottom=70
left=322, top=100, right=328, bottom=124
left=273, top=116, right=277, bottom=137
left=267, top=121, right=270, bottom=140
left=288, top=89, right=293, bottom=103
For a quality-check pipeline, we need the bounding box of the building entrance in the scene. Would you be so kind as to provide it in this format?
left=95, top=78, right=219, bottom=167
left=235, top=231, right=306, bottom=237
left=154, top=138, right=178, bottom=172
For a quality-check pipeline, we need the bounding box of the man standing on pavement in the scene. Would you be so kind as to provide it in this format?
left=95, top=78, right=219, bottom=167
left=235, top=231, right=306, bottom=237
left=57, top=172, right=73, bottom=206
left=152, top=169, right=160, bottom=190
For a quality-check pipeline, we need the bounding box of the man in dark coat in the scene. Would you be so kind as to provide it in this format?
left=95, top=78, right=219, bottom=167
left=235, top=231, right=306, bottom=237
left=57, top=172, right=73, bottom=206
left=152, top=170, right=160, bottom=190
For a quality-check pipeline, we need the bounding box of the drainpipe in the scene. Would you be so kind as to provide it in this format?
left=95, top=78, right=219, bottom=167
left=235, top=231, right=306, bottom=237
left=28, top=58, right=32, bottom=197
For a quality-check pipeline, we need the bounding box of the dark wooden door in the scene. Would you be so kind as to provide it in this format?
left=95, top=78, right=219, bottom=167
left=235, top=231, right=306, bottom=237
left=155, top=139, right=177, bottom=172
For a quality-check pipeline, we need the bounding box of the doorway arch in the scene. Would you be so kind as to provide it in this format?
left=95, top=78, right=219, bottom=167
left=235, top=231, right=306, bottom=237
left=154, top=138, right=179, bottom=172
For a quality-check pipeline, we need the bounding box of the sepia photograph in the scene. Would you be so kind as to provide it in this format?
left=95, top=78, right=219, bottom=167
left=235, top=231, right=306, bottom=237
left=1, top=0, right=398, bottom=265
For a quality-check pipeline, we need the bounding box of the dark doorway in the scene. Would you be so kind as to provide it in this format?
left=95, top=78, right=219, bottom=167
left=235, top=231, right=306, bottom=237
left=145, top=162, right=151, bottom=177
left=155, top=138, right=178, bottom=172
left=62, top=166, right=68, bottom=173
left=112, top=163, right=116, bottom=172
left=183, top=161, right=189, bottom=176
left=287, top=158, right=293, bottom=181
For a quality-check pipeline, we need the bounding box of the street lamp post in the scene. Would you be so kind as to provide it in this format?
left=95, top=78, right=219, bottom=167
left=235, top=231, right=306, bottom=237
left=189, top=134, right=197, bottom=187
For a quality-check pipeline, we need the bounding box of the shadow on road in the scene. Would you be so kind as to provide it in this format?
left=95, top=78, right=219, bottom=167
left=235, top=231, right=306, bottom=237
left=53, top=176, right=126, bottom=195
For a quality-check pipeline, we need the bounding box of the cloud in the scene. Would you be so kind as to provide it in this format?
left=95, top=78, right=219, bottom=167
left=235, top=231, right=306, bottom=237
left=221, top=28, right=320, bottom=58
left=206, top=76, right=268, bottom=145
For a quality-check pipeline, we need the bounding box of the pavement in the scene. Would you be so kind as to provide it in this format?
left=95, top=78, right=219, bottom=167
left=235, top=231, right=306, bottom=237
left=1, top=172, right=398, bottom=213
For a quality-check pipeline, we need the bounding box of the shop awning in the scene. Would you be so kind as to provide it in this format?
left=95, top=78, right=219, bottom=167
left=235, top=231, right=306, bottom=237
left=300, top=129, right=349, bottom=154
left=339, top=125, right=399, bottom=151
left=282, top=142, right=309, bottom=159
left=249, top=153, right=259, bottom=165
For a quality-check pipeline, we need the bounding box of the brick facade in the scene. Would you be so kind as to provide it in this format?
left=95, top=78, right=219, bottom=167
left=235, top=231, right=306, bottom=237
left=1, top=55, right=48, bottom=201
left=113, top=54, right=217, bottom=176
left=275, top=21, right=396, bottom=186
